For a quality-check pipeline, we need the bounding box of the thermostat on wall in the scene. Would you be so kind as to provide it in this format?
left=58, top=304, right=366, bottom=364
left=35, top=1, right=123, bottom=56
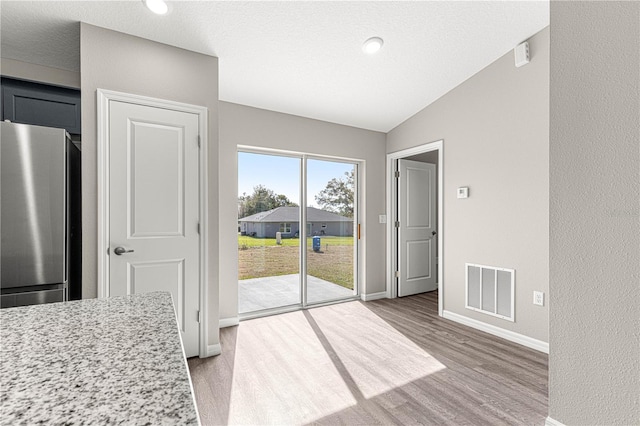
left=457, top=187, right=469, bottom=199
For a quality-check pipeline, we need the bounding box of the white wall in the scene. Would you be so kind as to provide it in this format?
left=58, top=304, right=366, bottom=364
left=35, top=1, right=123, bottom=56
left=219, top=101, right=386, bottom=322
left=548, top=2, right=640, bottom=424
left=387, top=27, right=550, bottom=342
left=80, top=24, right=220, bottom=347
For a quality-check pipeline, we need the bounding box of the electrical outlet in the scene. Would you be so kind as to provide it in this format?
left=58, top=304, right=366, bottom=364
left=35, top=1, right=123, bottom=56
left=533, top=291, right=544, bottom=306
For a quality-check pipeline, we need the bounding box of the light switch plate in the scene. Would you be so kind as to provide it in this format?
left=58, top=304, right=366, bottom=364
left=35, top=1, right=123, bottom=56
left=515, top=41, right=530, bottom=67
left=379, top=215, right=387, bottom=224
left=457, top=187, right=469, bottom=199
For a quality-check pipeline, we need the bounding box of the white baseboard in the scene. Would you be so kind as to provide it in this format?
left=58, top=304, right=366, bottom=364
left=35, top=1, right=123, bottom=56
left=219, top=316, right=239, bottom=328
left=442, top=310, right=549, bottom=354
left=545, top=416, right=566, bottom=426
left=361, top=291, right=387, bottom=301
left=205, top=343, right=221, bottom=357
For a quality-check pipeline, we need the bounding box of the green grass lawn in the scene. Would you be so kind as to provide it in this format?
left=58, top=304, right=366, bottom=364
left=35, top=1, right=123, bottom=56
left=238, top=234, right=355, bottom=289
left=238, top=235, right=354, bottom=248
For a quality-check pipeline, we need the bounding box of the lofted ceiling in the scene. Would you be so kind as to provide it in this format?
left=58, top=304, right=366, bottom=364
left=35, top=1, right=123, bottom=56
left=0, top=1, right=549, bottom=132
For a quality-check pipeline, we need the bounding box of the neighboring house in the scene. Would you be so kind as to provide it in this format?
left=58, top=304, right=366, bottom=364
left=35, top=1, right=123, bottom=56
left=239, top=206, right=353, bottom=238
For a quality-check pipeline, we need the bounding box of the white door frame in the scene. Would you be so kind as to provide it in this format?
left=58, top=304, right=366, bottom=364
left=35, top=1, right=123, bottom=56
left=386, top=140, right=444, bottom=316
left=96, top=89, right=209, bottom=358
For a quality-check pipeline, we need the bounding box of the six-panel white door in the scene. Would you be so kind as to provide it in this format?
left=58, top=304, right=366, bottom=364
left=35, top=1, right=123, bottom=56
left=108, top=100, right=200, bottom=357
left=398, top=159, right=437, bottom=297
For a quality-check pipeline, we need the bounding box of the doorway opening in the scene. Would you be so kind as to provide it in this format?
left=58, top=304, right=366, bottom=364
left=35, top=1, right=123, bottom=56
left=386, top=140, right=443, bottom=316
left=238, top=149, right=360, bottom=318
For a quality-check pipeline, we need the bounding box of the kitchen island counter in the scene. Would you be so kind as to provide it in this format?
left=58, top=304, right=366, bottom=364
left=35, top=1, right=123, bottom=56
left=0, top=292, right=199, bottom=425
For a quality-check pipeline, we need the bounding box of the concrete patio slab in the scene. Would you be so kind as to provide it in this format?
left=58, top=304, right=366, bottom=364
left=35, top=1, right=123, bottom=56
left=239, top=274, right=354, bottom=314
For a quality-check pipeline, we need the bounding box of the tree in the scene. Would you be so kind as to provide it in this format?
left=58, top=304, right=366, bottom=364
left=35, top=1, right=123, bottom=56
left=238, top=185, right=298, bottom=218
left=315, top=171, right=354, bottom=217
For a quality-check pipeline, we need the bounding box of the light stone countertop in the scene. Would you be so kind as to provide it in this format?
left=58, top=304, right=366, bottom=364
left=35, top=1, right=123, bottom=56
left=0, top=292, right=199, bottom=425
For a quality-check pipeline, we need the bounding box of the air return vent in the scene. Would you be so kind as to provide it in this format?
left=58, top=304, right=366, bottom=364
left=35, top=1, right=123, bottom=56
left=466, top=263, right=514, bottom=321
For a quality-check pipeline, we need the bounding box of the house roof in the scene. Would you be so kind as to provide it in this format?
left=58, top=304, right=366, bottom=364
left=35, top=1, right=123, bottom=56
left=239, top=207, right=352, bottom=223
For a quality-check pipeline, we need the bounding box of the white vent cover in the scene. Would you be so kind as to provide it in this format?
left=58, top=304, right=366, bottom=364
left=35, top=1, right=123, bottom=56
left=466, top=263, right=514, bottom=321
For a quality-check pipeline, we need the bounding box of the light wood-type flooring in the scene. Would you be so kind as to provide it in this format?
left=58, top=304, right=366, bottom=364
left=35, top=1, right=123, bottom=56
left=188, top=291, right=548, bottom=425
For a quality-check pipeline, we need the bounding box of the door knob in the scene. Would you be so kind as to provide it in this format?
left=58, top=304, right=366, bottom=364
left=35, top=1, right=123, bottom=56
left=432, top=231, right=437, bottom=236
left=113, top=247, right=134, bottom=256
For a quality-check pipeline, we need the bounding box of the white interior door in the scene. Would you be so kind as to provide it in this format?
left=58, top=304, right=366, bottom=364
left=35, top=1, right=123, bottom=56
left=398, top=159, right=437, bottom=297
left=108, top=100, right=200, bottom=357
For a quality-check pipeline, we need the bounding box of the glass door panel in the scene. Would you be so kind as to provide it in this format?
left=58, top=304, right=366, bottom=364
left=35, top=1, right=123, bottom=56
left=305, top=159, right=357, bottom=305
left=237, top=151, right=301, bottom=314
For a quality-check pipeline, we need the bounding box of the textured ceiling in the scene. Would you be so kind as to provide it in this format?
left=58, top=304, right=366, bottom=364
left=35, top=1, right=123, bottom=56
left=0, top=1, right=549, bottom=132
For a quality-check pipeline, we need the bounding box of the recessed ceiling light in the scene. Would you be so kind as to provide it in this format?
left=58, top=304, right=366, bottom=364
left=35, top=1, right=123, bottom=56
left=362, top=37, right=384, bottom=55
left=143, top=0, right=168, bottom=15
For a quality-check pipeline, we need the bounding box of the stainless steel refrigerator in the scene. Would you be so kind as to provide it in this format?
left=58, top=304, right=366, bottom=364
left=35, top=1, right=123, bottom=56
left=1, top=121, right=81, bottom=308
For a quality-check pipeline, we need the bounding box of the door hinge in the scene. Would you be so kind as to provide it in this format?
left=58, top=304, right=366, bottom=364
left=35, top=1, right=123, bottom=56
left=395, top=271, right=400, bottom=278
left=395, top=221, right=400, bottom=228
left=197, top=222, right=200, bottom=234
left=395, top=170, right=400, bottom=178
left=197, top=135, right=201, bottom=147
left=197, top=310, right=201, bottom=323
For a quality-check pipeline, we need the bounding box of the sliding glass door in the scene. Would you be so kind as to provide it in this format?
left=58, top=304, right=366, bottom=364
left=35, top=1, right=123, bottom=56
left=237, top=152, right=301, bottom=314
left=238, top=150, right=359, bottom=316
left=305, top=159, right=357, bottom=305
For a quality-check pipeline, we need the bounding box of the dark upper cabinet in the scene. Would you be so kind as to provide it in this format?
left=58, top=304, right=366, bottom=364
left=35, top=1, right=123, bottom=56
left=1, top=77, right=81, bottom=135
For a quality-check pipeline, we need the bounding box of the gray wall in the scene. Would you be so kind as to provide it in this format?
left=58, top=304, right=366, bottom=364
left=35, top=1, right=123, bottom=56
left=406, top=150, right=438, bottom=165
left=242, top=221, right=353, bottom=238
left=219, top=101, right=386, bottom=321
left=0, top=58, right=80, bottom=89
left=311, top=222, right=353, bottom=237
left=549, top=2, right=640, bottom=424
left=80, top=24, right=220, bottom=347
left=387, top=27, right=550, bottom=342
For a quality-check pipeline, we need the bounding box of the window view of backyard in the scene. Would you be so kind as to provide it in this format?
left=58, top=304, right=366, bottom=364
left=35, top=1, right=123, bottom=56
left=238, top=152, right=356, bottom=314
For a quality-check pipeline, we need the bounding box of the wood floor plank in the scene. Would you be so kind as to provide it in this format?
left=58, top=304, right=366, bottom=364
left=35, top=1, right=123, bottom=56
left=188, top=291, right=548, bottom=425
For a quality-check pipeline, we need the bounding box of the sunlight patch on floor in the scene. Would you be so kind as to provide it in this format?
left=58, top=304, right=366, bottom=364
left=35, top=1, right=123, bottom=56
left=227, top=310, right=357, bottom=425
left=226, top=301, right=445, bottom=425
left=307, top=301, right=446, bottom=400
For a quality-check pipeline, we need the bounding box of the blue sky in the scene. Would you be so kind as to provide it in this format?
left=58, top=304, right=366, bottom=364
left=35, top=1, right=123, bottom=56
left=238, top=152, right=354, bottom=207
